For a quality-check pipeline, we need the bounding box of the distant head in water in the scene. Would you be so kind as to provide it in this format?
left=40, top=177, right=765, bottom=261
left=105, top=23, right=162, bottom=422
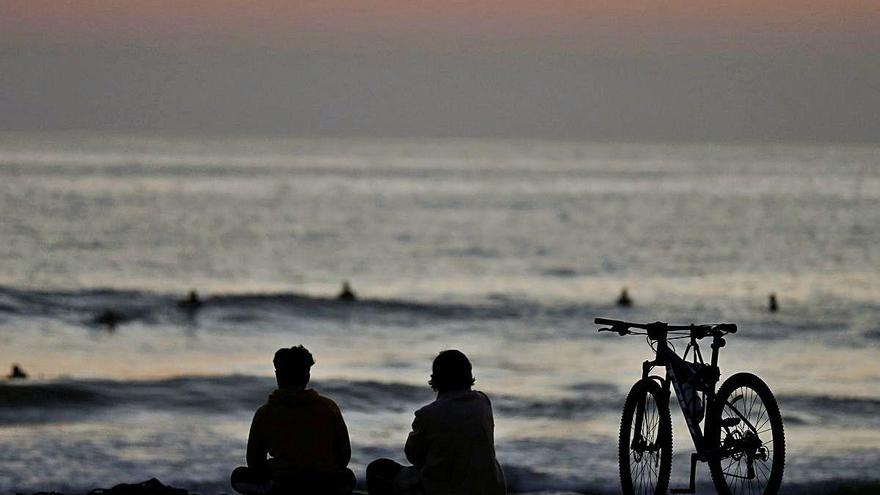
left=337, top=281, right=356, bottom=302
left=429, top=349, right=475, bottom=394
left=768, top=293, right=779, bottom=312
left=93, top=309, right=123, bottom=330
left=8, top=364, right=27, bottom=379
left=273, top=345, right=315, bottom=389
left=617, top=287, right=633, bottom=307
left=178, top=289, right=203, bottom=311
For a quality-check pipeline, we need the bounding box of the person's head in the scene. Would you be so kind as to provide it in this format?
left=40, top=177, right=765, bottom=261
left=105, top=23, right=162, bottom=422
left=429, top=349, right=475, bottom=393
left=273, top=345, right=315, bottom=389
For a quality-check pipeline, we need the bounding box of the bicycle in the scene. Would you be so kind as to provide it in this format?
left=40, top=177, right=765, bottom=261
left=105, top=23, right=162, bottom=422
left=595, top=318, right=785, bottom=495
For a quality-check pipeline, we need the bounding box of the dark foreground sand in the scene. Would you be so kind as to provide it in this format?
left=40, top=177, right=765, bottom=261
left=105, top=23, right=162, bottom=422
left=21, top=478, right=880, bottom=495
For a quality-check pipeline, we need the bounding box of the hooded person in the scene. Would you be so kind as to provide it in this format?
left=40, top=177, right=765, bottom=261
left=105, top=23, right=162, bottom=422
left=366, top=350, right=506, bottom=495
left=231, top=346, right=355, bottom=495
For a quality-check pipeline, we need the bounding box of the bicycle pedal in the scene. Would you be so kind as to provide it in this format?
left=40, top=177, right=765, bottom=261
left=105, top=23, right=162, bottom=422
left=670, top=488, right=695, bottom=494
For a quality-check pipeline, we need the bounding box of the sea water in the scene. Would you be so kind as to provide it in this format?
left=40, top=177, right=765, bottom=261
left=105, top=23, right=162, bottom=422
left=1, top=133, right=879, bottom=494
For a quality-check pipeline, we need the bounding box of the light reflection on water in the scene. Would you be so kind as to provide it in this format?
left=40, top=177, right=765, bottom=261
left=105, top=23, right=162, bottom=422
left=1, top=134, right=879, bottom=492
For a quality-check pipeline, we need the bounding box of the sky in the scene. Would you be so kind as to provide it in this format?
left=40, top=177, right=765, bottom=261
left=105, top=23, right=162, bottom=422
left=1, top=0, right=879, bottom=141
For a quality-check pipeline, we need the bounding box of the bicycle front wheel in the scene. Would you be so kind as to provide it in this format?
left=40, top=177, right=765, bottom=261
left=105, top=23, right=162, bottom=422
left=618, top=379, right=672, bottom=495
left=708, top=372, right=785, bottom=495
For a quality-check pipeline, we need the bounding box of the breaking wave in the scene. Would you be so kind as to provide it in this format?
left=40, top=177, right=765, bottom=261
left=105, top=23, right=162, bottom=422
left=0, top=374, right=627, bottom=426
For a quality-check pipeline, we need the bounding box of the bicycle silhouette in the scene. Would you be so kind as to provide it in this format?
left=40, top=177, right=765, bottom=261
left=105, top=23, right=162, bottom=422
left=595, top=318, right=785, bottom=495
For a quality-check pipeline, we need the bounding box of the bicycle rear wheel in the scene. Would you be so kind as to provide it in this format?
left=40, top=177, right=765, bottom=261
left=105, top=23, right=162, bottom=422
left=708, top=372, right=785, bottom=495
left=618, top=379, right=672, bottom=495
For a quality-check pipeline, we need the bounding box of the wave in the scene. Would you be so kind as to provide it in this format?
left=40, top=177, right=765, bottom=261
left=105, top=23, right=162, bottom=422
left=0, top=286, right=880, bottom=345
left=0, top=285, right=552, bottom=329
left=778, top=394, right=880, bottom=428
left=5, top=372, right=878, bottom=430
left=0, top=374, right=626, bottom=426
left=0, top=376, right=429, bottom=423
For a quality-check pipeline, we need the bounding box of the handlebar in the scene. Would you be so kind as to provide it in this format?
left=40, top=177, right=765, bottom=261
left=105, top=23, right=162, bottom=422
left=595, top=317, right=737, bottom=338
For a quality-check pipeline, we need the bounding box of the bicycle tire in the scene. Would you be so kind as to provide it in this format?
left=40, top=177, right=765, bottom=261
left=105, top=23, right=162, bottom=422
left=618, top=379, right=672, bottom=495
left=708, top=372, right=785, bottom=495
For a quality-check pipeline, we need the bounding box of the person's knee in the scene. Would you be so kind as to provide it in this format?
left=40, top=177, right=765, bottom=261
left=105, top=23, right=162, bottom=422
left=367, top=458, right=393, bottom=480
left=342, top=467, right=356, bottom=486
left=332, top=468, right=356, bottom=494
left=366, top=459, right=380, bottom=479
left=231, top=466, right=272, bottom=495
left=367, top=458, right=405, bottom=494
left=231, top=466, right=252, bottom=485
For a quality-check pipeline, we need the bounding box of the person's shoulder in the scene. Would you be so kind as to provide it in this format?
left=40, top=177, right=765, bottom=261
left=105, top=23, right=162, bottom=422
left=474, top=390, right=492, bottom=403
left=414, top=401, right=433, bottom=416
left=476, top=390, right=496, bottom=412
left=252, top=400, right=273, bottom=421
left=315, top=392, right=343, bottom=415
left=413, top=398, right=443, bottom=421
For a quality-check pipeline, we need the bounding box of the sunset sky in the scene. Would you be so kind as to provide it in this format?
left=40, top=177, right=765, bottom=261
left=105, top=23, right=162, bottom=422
left=1, top=1, right=878, bottom=140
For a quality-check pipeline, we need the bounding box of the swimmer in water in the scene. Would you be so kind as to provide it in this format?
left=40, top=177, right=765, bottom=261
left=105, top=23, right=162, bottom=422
left=93, top=309, right=123, bottom=330
left=616, top=287, right=633, bottom=307
left=178, top=290, right=203, bottom=310
left=337, top=281, right=356, bottom=302
left=8, top=364, right=27, bottom=379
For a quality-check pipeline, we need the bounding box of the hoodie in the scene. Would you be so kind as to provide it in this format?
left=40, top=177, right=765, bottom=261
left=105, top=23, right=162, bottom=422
left=247, top=388, right=351, bottom=480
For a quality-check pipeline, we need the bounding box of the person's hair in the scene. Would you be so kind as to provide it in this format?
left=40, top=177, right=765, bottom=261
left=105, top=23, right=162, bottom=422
left=273, top=345, right=315, bottom=388
left=429, top=349, right=475, bottom=393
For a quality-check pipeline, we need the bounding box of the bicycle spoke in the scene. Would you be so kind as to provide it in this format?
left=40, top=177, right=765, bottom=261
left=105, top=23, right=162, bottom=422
left=635, top=460, right=643, bottom=491
left=754, top=401, right=767, bottom=430
left=734, top=460, right=742, bottom=494
left=724, top=456, right=736, bottom=472
left=745, top=388, right=754, bottom=421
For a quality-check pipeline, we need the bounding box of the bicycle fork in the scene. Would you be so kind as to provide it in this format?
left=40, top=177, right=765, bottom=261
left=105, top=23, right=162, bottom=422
left=631, top=391, right=657, bottom=463
left=631, top=360, right=662, bottom=462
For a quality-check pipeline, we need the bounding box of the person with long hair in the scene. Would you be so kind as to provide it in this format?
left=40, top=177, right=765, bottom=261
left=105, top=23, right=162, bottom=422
left=366, top=350, right=506, bottom=495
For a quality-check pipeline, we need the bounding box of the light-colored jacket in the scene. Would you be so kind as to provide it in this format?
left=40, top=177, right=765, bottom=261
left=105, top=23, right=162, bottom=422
left=395, top=389, right=506, bottom=495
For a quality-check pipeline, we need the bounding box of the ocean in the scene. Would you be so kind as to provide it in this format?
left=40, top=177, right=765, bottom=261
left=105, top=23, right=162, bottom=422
left=1, top=133, right=878, bottom=494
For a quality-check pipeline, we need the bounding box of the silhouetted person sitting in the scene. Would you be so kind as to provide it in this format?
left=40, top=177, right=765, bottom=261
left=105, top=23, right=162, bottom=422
left=178, top=290, right=202, bottom=310
left=231, top=346, right=355, bottom=495
left=617, top=287, right=633, bottom=307
left=337, top=282, right=356, bottom=302
left=366, top=350, right=506, bottom=495
left=768, top=293, right=779, bottom=312
left=8, top=364, right=27, bottom=379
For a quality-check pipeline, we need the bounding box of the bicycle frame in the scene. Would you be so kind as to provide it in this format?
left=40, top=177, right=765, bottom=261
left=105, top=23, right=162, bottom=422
left=633, top=325, right=726, bottom=460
